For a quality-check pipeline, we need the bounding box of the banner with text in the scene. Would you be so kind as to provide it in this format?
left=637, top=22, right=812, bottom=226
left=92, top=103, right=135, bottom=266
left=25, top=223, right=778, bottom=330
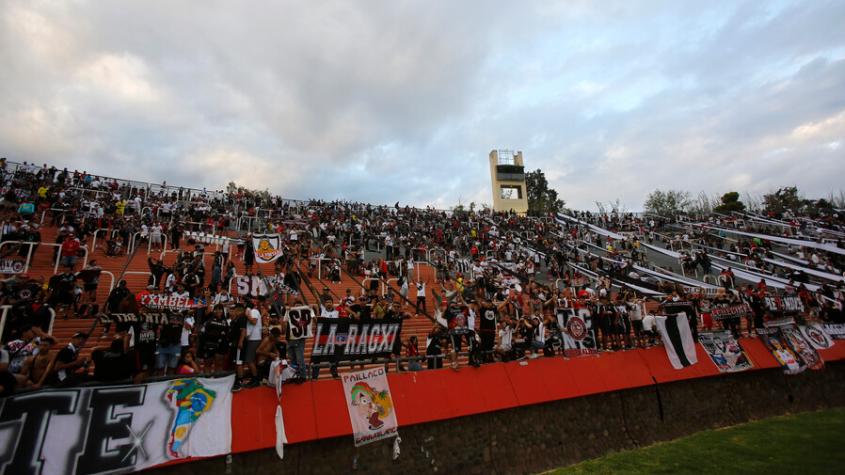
left=710, top=303, right=752, bottom=322
left=100, top=312, right=184, bottom=325
left=0, top=375, right=234, bottom=475
left=822, top=323, right=845, bottom=340
left=556, top=308, right=598, bottom=356
left=341, top=367, right=399, bottom=447
left=764, top=296, right=805, bottom=315
left=311, top=318, right=403, bottom=363
left=140, top=294, right=206, bottom=311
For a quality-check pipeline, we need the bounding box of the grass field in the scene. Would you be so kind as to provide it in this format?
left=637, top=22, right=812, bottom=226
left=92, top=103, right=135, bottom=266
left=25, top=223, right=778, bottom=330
left=547, top=408, right=845, bottom=475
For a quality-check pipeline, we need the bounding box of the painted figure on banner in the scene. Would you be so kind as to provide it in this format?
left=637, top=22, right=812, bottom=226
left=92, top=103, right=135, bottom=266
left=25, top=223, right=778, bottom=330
left=341, top=367, right=399, bottom=447
left=165, top=379, right=218, bottom=458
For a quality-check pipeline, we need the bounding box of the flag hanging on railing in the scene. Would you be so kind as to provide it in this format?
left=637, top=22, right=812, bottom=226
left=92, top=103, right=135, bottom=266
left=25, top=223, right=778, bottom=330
left=342, top=367, right=399, bottom=447
left=655, top=313, right=698, bottom=369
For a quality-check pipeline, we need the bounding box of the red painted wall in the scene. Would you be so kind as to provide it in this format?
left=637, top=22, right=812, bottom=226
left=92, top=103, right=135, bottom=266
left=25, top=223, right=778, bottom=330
left=228, top=337, right=845, bottom=454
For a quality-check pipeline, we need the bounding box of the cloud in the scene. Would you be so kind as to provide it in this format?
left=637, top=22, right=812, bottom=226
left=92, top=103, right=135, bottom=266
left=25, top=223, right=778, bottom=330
left=0, top=0, right=843, bottom=210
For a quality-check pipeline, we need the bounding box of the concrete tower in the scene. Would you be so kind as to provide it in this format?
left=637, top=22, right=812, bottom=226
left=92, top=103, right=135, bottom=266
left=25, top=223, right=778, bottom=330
left=489, top=149, right=529, bottom=215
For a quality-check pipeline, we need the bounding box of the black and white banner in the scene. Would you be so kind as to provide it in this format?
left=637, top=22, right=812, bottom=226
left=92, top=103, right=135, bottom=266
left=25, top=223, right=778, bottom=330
left=655, top=313, right=698, bottom=369
left=0, top=257, right=26, bottom=274
left=286, top=306, right=314, bottom=340
left=799, top=324, right=835, bottom=351
left=555, top=308, right=598, bottom=356
left=235, top=274, right=270, bottom=297
left=311, top=318, right=404, bottom=363
left=100, top=312, right=184, bottom=324
left=764, top=296, right=805, bottom=315
left=710, top=303, right=752, bottom=322
left=822, top=323, right=845, bottom=340
left=0, top=375, right=234, bottom=475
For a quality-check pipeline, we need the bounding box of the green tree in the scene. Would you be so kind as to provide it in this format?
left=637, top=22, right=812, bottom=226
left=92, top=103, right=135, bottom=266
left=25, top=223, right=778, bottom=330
left=525, top=169, right=564, bottom=215
left=643, top=189, right=691, bottom=217
left=713, top=191, right=746, bottom=213
left=763, top=187, right=806, bottom=216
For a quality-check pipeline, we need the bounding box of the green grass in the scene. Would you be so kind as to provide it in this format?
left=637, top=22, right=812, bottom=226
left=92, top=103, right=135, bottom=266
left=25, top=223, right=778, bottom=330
left=547, top=408, right=845, bottom=475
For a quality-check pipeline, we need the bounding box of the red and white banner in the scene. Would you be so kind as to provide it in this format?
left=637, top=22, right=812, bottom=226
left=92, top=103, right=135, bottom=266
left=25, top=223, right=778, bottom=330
left=140, top=293, right=206, bottom=310
left=341, top=367, right=399, bottom=447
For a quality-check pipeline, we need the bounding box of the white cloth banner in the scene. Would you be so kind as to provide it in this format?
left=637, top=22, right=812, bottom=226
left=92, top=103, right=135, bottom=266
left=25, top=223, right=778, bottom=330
left=341, top=367, right=399, bottom=447
left=0, top=375, right=234, bottom=475
left=799, top=324, right=835, bottom=350
left=252, top=233, right=284, bottom=263
left=269, top=359, right=293, bottom=460
left=655, top=313, right=699, bottom=369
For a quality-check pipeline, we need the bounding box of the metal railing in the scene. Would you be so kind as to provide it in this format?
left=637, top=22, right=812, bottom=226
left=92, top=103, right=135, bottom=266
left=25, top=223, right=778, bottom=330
left=39, top=208, right=69, bottom=226
left=122, top=271, right=155, bottom=288
left=53, top=243, right=89, bottom=274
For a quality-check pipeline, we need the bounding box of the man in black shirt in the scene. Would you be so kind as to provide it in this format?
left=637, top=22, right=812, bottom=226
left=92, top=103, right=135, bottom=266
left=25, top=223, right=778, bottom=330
left=130, top=321, right=157, bottom=383
left=156, top=313, right=184, bottom=376
left=199, top=305, right=230, bottom=373
left=478, top=299, right=504, bottom=362
left=92, top=338, right=132, bottom=382
left=102, top=280, right=131, bottom=339
left=54, top=332, right=88, bottom=386
left=228, top=304, right=247, bottom=391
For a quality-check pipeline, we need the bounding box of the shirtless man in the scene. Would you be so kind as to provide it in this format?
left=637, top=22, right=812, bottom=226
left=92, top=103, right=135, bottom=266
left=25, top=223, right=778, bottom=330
left=22, top=337, right=56, bottom=389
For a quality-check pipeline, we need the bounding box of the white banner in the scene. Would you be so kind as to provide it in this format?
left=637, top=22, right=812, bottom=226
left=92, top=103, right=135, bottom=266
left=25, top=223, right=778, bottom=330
left=341, top=367, right=399, bottom=447
left=799, top=324, right=835, bottom=351
left=253, top=234, right=284, bottom=263
left=0, top=375, right=234, bottom=475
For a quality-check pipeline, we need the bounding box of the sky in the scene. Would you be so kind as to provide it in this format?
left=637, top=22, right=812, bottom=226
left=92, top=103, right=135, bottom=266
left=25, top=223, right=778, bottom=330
left=1, top=0, right=844, bottom=210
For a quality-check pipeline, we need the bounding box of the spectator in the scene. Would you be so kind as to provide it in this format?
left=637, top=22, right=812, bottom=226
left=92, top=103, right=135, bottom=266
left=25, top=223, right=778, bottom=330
left=53, top=332, right=89, bottom=387
left=92, top=338, right=132, bottom=382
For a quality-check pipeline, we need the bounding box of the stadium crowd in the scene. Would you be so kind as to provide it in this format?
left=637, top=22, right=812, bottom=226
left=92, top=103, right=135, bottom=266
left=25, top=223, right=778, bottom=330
left=1, top=159, right=843, bottom=395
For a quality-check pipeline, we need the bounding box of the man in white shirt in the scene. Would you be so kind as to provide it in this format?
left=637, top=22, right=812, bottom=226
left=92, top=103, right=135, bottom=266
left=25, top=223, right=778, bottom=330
left=181, top=313, right=195, bottom=354
left=496, top=318, right=514, bottom=361
left=243, top=299, right=263, bottom=387
left=321, top=301, right=339, bottom=319
left=415, top=281, right=426, bottom=314
left=150, top=222, right=163, bottom=250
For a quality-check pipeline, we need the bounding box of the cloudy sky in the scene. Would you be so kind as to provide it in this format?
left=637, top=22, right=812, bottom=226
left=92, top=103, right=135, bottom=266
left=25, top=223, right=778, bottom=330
left=1, top=0, right=843, bottom=210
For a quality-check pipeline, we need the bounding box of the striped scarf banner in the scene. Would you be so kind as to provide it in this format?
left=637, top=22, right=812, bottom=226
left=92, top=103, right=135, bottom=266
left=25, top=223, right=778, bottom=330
left=656, top=313, right=698, bottom=369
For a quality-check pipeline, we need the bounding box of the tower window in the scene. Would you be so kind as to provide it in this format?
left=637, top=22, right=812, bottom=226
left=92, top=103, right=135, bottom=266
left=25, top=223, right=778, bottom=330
left=500, top=185, right=522, bottom=200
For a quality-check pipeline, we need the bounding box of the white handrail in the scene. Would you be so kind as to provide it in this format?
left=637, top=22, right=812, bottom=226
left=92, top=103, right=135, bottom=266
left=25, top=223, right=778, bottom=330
left=0, top=305, right=13, bottom=342
left=90, top=228, right=114, bottom=256
left=39, top=207, right=69, bottom=225
left=147, top=233, right=168, bottom=254
left=97, top=269, right=117, bottom=294
left=383, top=277, right=399, bottom=297
left=46, top=307, right=57, bottom=335
left=53, top=243, right=89, bottom=274
left=122, top=271, right=155, bottom=289
left=361, top=277, right=379, bottom=296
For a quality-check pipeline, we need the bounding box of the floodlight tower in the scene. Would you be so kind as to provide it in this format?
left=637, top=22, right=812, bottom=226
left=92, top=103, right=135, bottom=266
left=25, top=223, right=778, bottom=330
left=489, top=149, right=529, bottom=215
